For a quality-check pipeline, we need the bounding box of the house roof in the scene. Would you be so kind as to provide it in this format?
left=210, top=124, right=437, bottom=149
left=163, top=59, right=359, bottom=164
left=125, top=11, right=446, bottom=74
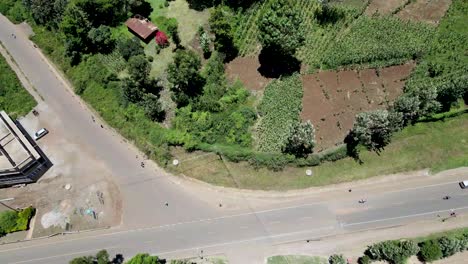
left=125, top=17, right=158, bottom=39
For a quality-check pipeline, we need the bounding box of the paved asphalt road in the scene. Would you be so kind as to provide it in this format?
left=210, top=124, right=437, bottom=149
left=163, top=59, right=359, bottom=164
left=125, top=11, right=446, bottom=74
left=1, top=15, right=468, bottom=264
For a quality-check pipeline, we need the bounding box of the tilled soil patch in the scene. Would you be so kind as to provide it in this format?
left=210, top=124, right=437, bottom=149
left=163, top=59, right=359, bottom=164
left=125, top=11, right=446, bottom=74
left=301, top=62, right=415, bottom=149
left=396, top=0, right=452, bottom=25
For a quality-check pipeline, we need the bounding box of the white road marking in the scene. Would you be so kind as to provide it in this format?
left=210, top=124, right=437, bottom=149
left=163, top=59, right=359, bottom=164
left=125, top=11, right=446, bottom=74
left=269, top=221, right=281, bottom=225
left=343, top=205, right=468, bottom=227
left=8, top=246, right=119, bottom=264
left=0, top=181, right=463, bottom=254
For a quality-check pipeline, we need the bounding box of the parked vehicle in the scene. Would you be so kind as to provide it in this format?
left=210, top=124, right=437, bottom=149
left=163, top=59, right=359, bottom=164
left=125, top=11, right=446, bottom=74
left=459, top=181, right=468, bottom=189
left=34, top=128, right=48, bottom=140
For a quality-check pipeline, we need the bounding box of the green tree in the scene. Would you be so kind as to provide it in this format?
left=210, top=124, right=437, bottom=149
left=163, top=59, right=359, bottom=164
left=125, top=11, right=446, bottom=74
left=69, top=256, right=94, bottom=264
left=128, top=55, right=151, bottom=84
left=29, top=0, right=56, bottom=26
left=126, top=253, right=162, bottom=264
left=121, top=78, right=144, bottom=104
left=258, top=0, right=305, bottom=56
left=88, top=25, right=115, bottom=54
left=195, top=52, right=227, bottom=112
left=117, top=36, right=145, bottom=61
left=393, top=94, right=420, bottom=125
left=419, top=239, right=443, bottom=263
left=72, top=0, right=126, bottom=26
left=142, top=93, right=165, bottom=122
left=352, top=110, right=402, bottom=152
left=365, top=240, right=419, bottom=264
left=209, top=6, right=237, bottom=61
left=167, top=49, right=204, bottom=106
left=283, top=121, right=315, bottom=157
left=438, top=236, right=463, bottom=258
left=60, top=4, right=92, bottom=63
left=96, top=250, right=110, bottom=264
left=329, top=254, right=346, bottom=264
left=166, top=18, right=181, bottom=47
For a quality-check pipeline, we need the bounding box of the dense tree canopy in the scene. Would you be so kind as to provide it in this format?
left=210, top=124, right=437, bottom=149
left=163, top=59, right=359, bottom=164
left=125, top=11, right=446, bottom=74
left=117, top=36, right=145, bottom=61
left=88, top=25, right=115, bottom=54
left=258, top=0, right=305, bottom=56
left=283, top=121, right=315, bottom=157
left=351, top=110, right=402, bottom=152
left=167, top=49, right=204, bottom=106
left=128, top=54, right=151, bottom=84
left=209, top=6, right=238, bottom=61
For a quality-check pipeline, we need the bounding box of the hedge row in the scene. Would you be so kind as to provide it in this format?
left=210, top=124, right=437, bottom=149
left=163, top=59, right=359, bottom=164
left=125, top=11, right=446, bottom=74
left=0, top=207, right=35, bottom=237
left=358, top=228, right=468, bottom=264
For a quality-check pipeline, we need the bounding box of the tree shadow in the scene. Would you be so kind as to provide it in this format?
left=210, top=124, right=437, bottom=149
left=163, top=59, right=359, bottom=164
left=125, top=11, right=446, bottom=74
left=129, top=2, right=153, bottom=18
left=344, top=132, right=363, bottom=164
left=257, top=47, right=301, bottom=78
left=112, top=254, right=124, bottom=264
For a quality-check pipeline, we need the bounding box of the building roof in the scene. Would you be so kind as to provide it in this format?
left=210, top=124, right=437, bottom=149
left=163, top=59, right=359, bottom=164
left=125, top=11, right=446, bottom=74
left=125, top=16, right=158, bottom=40
left=0, top=111, right=40, bottom=172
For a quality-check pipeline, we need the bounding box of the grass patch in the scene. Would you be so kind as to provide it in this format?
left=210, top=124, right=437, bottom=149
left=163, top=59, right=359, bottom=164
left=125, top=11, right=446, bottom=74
left=176, top=113, right=468, bottom=190
left=256, top=75, right=303, bottom=152
left=166, top=0, right=210, bottom=46
left=412, top=228, right=468, bottom=244
left=268, top=255, right=327, bottom=264
left=0, top=207, right=35, bottom=237
left=0, top=50, right=36, bottom=119
left=322, top=15, right=434, bottom=69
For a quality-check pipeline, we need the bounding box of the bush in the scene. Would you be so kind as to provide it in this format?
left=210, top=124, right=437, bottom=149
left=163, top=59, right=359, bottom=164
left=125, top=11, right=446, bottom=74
left=357, top=255, right=371, bottom=264
left=248, top=152, right=294, bottom=171
left=0, top=210, right=19, bottom=235
left=438, top=236, right=463, bottom=258
left=419, top=239, right=442, bottom=263
left=319, top=145, right=348, bottom=162
left=329, top=254, right=346, bottom=264
left=365, top=240, right=419, bottom=264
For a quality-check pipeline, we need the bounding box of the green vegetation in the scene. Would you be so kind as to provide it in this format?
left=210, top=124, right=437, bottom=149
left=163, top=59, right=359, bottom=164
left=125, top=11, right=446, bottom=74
left=267, top=255, right=327, bottom=264
left=0, top=207, right=35, bottom=237
left=358, top=228, right=468, bottom=264
left=171, top=113, right=467, bottom=190
left=322, top=16, right=434, bottom=68
left=0, top=52, right=36, bottom=119
left=405, top=0, right=468, bottom=111
left=256, top=75, right=303, bottom=152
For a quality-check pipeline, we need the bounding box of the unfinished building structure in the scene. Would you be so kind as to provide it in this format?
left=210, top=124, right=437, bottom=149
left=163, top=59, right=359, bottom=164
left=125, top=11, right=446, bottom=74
left=0, top=111, right=50, bottom=187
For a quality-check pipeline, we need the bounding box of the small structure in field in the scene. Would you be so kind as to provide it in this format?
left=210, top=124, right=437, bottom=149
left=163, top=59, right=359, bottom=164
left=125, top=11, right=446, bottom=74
left=125, top=15, right=158, bottom=43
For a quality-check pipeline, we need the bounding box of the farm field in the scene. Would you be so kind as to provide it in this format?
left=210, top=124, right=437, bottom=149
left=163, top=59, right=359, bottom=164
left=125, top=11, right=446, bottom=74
left=301, top=63, right=415, bottom=149
left=364, top=0, right=406, bottom=16
left=396, top=0, right=452, bottom=25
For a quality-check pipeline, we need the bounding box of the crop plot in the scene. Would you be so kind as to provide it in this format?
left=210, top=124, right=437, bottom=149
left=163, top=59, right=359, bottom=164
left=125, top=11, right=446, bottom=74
left=301, top=63, right=415, bottom=150
left=396, top=0, right=452, bottom=25
left=364, top=0, right=407, bottom=16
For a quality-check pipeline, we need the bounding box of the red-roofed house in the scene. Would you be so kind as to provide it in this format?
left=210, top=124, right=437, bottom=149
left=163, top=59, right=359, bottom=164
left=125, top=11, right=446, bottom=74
left=125, top=15, right=158, bottom=43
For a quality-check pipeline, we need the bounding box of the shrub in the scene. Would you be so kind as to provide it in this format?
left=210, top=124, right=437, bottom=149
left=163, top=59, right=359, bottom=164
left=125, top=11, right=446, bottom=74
left=438, top=236, right=463, bottom=258
left=319, top=145, right=348, bottom=162
left=248, top=152, right=294, bottom=171
left=329, top=254, right=346, bottom=264
left=419, top=239, right=442, bottom=263
left=16, top=207, right=35, bottom=231
left=155, top=31, right=169, bottom=47
left=357, top=255, right=371, bottom=264
left=365, top=240, right=419, bottom=264
left=0, top=210, right=18, bottom=235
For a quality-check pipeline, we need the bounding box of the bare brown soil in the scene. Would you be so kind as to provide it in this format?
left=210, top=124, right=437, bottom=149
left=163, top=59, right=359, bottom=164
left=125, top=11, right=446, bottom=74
left=301, top=62, right=415, bottom=150
left=396, top=0, right=452, bottom=25
left=225, top=56, right=272, bottom=91
left=365, top=0, right=407, bottom=16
